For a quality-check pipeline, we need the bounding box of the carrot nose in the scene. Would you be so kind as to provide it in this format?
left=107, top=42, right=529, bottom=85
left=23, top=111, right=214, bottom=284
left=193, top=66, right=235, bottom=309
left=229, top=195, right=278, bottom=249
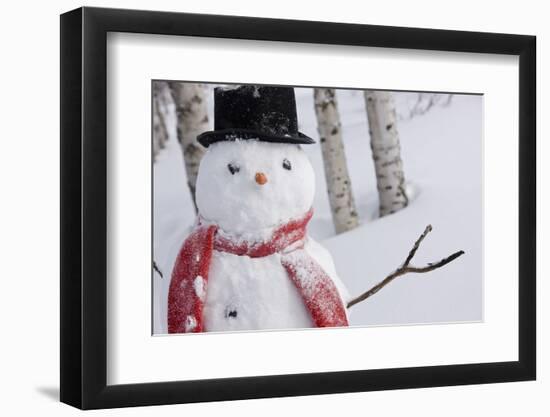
left=255, top=172, right=268, bottom=185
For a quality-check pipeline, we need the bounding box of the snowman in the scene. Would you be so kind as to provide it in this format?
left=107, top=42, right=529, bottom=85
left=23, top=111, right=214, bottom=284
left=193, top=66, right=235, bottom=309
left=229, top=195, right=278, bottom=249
left=168, top=85, right=350, bottom=333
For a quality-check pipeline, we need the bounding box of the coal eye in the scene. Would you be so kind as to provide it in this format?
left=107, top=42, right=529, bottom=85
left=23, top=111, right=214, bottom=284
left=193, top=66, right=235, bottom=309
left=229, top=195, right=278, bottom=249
left=282, top=158, right=292, bottom=170
left=227, top=163, right=240, bottom=175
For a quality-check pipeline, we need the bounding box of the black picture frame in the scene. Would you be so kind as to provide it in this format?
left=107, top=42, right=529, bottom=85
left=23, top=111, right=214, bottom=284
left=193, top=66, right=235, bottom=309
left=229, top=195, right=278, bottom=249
left=60, top=6, right=536, bottom=410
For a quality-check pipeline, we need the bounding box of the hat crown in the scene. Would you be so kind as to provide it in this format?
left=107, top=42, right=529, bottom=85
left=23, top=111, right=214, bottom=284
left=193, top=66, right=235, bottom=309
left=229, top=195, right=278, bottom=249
left=197, top=85, right=315, bottom=147
left=214, top=86, right=298, bottom=136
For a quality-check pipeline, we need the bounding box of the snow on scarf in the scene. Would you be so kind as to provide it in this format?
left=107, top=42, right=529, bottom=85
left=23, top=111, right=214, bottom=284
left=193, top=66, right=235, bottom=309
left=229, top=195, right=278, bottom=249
left=168, top=209, right=349, bottom=333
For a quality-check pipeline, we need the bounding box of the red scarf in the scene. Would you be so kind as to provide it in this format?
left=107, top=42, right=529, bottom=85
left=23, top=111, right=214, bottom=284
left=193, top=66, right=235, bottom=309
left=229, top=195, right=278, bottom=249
left=168, top=209, right=349, bottom=333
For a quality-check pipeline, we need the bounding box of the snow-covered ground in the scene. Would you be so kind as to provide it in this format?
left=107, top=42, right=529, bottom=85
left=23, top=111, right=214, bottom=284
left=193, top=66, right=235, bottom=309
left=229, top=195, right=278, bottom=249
left=153, top=87, right=483, bottom=334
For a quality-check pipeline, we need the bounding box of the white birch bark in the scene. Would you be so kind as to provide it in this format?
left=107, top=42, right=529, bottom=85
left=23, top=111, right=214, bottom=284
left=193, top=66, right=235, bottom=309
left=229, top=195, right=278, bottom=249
left=313, top=88, right=359, bottom=234
left=364, top=90, right=408, bottom=217
left=170, top=82, right=209, bottom=212
left=152, top=82, right=170, bottom=161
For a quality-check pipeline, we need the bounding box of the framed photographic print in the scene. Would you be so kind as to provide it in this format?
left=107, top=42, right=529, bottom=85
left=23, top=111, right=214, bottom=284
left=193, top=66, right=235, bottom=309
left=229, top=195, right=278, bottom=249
left=60, top=6, right=536, bottom=409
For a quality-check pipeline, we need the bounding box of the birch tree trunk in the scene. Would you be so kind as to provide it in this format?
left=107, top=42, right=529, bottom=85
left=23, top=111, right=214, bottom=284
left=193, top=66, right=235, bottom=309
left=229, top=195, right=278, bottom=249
left=364, top=90, right=408, bottom=217
left=314, top=88, right=359, bottom=234
left=170, top=82, right=209, bottom=212
left=152, top=82, right=170, bottom=161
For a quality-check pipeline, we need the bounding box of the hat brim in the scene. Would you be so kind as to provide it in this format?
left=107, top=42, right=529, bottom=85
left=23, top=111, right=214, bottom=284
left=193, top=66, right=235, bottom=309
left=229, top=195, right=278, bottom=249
left=197, top=129, right=316, bottom=148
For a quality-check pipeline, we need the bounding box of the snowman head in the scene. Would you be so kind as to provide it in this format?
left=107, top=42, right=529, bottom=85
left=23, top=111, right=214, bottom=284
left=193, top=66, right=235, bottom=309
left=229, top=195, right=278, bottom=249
left=195, top=85, right=316, bottom=234
left=196, top=140, right=315, bottom=234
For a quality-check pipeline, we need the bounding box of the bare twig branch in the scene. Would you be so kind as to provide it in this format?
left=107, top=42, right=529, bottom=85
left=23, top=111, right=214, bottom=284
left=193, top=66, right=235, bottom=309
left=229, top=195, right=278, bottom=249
left=404, top=224, right=432, bottom=266
left=153, top=261, right=163, bottom=279
left=346, top=225, right=464, bottom=309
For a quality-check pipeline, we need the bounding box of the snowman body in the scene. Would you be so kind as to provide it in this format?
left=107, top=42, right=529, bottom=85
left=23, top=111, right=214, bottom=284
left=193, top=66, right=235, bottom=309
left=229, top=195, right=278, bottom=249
left=204, top=249, right=313, bottom=331
left=183, top=139, right=349, bottom=332
left=203, top=237, right=348, bottom=331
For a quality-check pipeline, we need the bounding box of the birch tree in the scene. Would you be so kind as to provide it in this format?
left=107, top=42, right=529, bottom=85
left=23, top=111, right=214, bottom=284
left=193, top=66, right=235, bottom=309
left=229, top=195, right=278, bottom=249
left=152, top=82, right=170, bottom=161
left=364, top=90, right=408, bottom=217
left=170, top=82, right=209, bottom=212
left=314, top=88, right=359, bottom=233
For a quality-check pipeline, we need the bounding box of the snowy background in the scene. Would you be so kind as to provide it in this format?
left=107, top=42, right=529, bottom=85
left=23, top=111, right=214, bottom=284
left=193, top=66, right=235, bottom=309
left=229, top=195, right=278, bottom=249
left=153, top=85, right=483, bottom=335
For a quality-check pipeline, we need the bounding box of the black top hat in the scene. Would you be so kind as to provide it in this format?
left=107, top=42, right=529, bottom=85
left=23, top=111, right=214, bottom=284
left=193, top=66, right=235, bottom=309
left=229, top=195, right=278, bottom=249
left=197, top=85, right=315, bottom=148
